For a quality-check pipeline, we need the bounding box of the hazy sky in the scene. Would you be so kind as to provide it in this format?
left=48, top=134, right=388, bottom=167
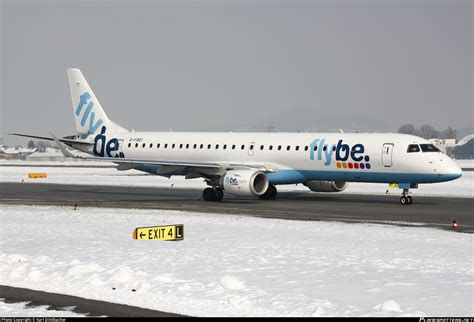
left=1, top=0, right=472, bottom=145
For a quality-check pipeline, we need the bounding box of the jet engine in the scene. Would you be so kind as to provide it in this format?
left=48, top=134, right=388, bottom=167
left=304, top=180, right=348, bottom=192
left=220, top=170, right=269, bottom=197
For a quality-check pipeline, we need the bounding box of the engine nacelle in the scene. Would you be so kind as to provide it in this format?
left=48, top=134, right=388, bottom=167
left=304, top=180, right=348, bottom=193
left=220, top=170, right=269, bottom=197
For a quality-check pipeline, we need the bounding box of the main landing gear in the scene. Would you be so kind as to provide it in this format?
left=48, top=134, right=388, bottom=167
left=400, top=188, right=413, bottom=205
left=202, top=187, right=224, bottom=202
left=259, top=185, right=278, bottom=200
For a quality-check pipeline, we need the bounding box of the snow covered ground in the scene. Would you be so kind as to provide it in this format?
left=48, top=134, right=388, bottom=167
left=0, top=205, right=472, bottom=317
left=0, top=299, right=86, bottom=317
left=1, top=162, right=473, bottom=198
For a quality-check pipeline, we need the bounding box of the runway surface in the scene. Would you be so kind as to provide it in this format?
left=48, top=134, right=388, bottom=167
left=1, top=182, right=472, bottom=233
left=0, top=285, right=184, bottom=317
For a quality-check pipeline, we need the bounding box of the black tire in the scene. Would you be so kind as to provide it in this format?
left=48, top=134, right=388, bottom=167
left=259, top=185, right=277, bottom=200
left=203, top=188, right=215, bottom=201
left=214, top=188, right=224, bottom=201
left=269, top=185, right=278, bottom=199
left=400, top=196, right=408, bottom=205
left=407, top=196, right=413, bottom=204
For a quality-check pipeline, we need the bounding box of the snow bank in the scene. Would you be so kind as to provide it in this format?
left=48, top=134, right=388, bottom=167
left=0, top=205, right=472, bottom=317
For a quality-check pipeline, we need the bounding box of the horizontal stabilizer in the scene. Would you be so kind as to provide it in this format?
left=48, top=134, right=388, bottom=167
left=9, top=132, right=93, bottom=146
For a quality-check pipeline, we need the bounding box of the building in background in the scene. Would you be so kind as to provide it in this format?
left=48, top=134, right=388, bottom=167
left=0, top=146, right=37, bottom=159
left=451, top=135, right=474, bottom=159
left=429, top=138, right=457, bottom=155
left=25, top=147, right=68, bottom=162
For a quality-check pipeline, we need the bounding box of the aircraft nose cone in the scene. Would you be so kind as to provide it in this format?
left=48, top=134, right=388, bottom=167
left=451, top=163, right=463, bottom=179
left=437, top=157, right=463, bottom=182
left=443, top=159, right=463, bottom=181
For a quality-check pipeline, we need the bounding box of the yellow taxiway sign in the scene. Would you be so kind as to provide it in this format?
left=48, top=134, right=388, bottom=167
left=133, top=225, right=184, bottom=241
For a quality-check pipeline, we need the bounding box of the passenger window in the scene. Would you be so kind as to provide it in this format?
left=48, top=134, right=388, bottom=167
left=142, top=143, right=146, bottom=148
left=164, top=144, right=168, bottom=148
left=407, top=144, right=420, bottom=153
left=287, top=145, right=290, bottom=151
left=149, top=143, right=153, bottom=148
left=313, top=146, right=317, bottom=151
left=179, top=144, right=183, bottom=149
left=323, top=146, right=327, bottom=151
left=128, top=143, right=131, bottom=148
left=232, top=144, right=236, bottom=150
left=186, top=144, right=189, bottom=149
left=278, top=145, right=282, bottom=151
left=269, top=145, right=273, bottom=150
left=223, top=144, right=227, bottom=150
left=193, top=144, right=197, bottom=149
left=304, top=146, right=308, bottom=151
left=157, top=143, right=160, bottom=148
left=208, top=144, right=211, bottom=149
left=260, top=145, right=264, bottom=150
left=215, top=144, right=219, bottom=149
left=250, top=145, right=254, bottom=150
left=241, top=145, right=245, bottom=150
left=200, top=144, right=203, bottom=149
left=295, top=146, right=300, bottom=151
left=172, top=144, right=175, bottom=149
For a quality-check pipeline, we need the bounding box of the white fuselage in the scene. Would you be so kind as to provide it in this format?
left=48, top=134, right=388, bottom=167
left=89, top=130, right=462, bottom=185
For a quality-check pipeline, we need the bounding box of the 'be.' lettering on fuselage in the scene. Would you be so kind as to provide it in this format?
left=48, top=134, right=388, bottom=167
left=309, top=138, right=371, bottom=169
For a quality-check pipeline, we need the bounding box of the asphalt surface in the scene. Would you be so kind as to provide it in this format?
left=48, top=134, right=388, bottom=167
left=1, top=182, right=472, bottom=233
left=0, top=285, right=184, bottom=317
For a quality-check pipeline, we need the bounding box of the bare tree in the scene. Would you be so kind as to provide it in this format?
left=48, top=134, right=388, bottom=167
left=27, top=140, right=36, bottom=149
left=441, top=126, right=457, bottom=140
left=398, top=124, right=419, bottom=136
left=418, top=124, right=439, bottom=139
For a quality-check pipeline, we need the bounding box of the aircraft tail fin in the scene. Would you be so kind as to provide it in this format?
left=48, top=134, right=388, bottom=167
left=67, top=68, right=127, bottom=136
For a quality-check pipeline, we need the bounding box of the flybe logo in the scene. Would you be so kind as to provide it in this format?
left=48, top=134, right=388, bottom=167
left=75, top=92, right=104, bottom=134
left=93, top=126, right=125, bottom=158
left=226, top=177, right=240, bottom=185
left=309, top=138, right=371, bottom=170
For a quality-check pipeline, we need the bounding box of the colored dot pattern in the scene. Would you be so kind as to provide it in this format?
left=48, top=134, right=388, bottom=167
left=336, top=162, right=371, bottom=169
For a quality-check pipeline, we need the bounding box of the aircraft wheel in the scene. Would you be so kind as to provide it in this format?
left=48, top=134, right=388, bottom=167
left=214, top=188, right=224, bottom=201
left=400, top=196, right=408, bottom=205
left=269, top=185, right=278, bottom=199
left=203, top=188, right=215, bottom=201
left=259, top=185, right=277, bottom=200
left=407, top=196, right=413, bottom=204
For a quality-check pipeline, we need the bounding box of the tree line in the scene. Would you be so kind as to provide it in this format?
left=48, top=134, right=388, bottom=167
left=398, top=124, right=457, bottom=140
left=27, top=140, right=53, bottom=151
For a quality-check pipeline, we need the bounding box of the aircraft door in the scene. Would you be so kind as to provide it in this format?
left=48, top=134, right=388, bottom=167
left=382, top=143, right=394, bottom=167
left=248, top=142, right=255, bottom=156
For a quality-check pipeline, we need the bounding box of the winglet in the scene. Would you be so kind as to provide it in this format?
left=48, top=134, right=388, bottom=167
left=50, top=132, right=78, bottom=158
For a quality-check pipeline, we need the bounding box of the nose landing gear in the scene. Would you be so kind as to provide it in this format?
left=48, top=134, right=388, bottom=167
left=400, top=188, right=413, bottom=205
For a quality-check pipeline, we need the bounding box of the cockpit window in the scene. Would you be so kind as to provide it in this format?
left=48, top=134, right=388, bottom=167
left=419, top=144, right=440, bottom=152
left=407, top=144, right=420, bottom=153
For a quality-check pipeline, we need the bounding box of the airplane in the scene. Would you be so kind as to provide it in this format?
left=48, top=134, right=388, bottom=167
left=11, top=68, right=463, bottom=205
